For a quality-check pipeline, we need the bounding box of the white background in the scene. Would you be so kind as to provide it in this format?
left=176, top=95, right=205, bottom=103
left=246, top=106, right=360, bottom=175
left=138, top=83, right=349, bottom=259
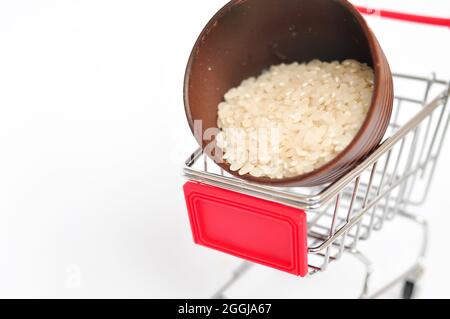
left=0, top=0, right=449, bottom=298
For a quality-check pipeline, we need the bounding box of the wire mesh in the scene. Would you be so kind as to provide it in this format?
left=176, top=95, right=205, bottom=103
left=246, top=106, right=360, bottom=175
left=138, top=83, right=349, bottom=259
left=184, top=73, right=450, bottom=274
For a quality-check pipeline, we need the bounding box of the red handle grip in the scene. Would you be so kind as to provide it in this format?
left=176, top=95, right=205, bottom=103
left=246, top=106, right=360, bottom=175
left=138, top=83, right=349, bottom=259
left=355, top=5, right=450, bottom=28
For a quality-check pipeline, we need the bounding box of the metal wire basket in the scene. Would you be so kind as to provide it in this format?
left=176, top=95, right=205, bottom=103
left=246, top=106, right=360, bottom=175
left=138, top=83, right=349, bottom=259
left=183, top=73, right=450, bottom=298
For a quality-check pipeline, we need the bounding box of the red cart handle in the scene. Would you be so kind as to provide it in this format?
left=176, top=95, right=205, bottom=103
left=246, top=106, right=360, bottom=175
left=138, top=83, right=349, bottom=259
left=355, top=5, right=450, bottom=28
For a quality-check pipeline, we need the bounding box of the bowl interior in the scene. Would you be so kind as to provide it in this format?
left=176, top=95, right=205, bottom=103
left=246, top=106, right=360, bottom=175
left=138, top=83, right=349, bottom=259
left=184, top=0, right=375, bottom=183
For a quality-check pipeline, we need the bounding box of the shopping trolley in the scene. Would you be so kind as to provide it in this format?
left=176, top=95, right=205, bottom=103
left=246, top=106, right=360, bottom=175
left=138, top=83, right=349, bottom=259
left=182, top=6, right=450, bottom=299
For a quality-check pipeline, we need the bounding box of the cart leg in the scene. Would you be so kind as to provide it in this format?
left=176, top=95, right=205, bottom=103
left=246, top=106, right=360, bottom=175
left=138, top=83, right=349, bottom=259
left=211, top=261, right=253, bottom=299
left=364, top=211, right=428, bottom=299
left=399, top=210, right=428, bottom=299
left=348, top=250, right=374, bottom=299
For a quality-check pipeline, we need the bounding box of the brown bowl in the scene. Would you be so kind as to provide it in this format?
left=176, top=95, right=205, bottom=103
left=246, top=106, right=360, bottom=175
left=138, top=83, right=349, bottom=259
left=184, top=0, right=393, bottom=187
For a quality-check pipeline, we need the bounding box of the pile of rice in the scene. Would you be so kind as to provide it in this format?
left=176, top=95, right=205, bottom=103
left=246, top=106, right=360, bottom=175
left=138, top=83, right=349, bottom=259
left=216, top=59, right=374, bottom=179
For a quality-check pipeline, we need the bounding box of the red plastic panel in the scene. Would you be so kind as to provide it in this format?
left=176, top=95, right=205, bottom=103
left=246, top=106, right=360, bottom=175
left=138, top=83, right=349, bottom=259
left=183, top=181, right=308, bottom=276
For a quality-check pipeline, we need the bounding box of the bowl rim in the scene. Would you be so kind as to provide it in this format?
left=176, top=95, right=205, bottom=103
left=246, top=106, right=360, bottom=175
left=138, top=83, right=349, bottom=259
left=183, top=0, right=385, bottom=186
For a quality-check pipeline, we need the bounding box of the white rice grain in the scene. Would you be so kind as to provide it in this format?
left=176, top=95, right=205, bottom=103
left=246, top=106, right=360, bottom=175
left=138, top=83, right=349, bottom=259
left=216, top=59, right=374, bottom=179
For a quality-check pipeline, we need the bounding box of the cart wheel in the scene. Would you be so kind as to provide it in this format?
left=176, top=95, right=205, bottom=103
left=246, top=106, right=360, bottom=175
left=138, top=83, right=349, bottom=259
left=402, top=280, right=416, bottom=299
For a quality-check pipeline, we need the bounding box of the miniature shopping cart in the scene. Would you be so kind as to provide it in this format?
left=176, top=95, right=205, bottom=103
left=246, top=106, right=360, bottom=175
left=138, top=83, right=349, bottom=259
left=183, top=7, right=450, bottom=299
